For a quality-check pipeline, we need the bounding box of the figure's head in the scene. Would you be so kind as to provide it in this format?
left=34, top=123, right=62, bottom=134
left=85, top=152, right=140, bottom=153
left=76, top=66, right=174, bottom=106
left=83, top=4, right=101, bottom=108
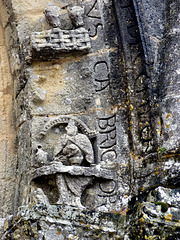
left=68, top=6, right=84, bottom=28
left=65, top=120, right=78, bottom=136
left=44, top=5, right=61, bottom=27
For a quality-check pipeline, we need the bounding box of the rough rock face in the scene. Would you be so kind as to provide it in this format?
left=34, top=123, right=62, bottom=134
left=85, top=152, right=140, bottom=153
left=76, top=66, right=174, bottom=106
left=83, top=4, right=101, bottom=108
left=0, top=0, right=179, bottom=239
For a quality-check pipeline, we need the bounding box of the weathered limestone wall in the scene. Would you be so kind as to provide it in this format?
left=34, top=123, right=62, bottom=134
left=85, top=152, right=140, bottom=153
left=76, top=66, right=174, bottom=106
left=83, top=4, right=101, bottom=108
left=0, top=2, right=17, bottom=218
left=0, top=0, right=179, bottom=239
left=158, top=0, right=180, bottom=153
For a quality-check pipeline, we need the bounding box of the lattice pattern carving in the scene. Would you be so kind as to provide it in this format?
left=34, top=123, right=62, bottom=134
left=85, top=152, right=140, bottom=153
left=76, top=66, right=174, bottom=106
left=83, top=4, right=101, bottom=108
left=31, top=27, right=91, bottom=53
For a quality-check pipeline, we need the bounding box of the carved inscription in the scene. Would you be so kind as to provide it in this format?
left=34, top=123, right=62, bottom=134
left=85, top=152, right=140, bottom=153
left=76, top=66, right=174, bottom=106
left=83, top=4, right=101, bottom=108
left=94, top=61, right=110, bottom=92
left=85, top=0, right=103, bottom=37
left=98, top=114, right=117, bottom=162
left=115, top=0, right=153, bottom=153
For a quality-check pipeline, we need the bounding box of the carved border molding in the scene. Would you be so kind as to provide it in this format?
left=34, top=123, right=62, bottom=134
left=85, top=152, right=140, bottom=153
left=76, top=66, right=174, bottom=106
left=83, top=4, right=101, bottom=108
left=39, top=115, right=96, bottom=138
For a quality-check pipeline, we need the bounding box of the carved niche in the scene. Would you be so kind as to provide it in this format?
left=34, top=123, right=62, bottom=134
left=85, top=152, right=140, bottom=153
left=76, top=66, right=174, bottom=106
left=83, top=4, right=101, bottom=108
left=28, top=116, right=116, bottom=209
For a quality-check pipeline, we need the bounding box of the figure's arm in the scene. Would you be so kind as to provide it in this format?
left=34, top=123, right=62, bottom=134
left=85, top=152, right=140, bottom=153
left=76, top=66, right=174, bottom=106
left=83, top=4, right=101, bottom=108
left=76, top=134, right=94, bottom=164
left=85, top=152, right=94, bottom=165
left=54, top=136, right=66, bottom=156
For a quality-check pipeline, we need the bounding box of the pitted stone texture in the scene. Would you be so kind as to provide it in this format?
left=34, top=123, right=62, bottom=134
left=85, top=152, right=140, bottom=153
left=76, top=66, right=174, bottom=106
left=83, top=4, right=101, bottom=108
left=127, top=200, right=180, bottom=239
left=1, top=0, right=180, bottom=239
left=133, top=0, right=166, bottom=64
left=2, top=203, right=126, bottom=239
left=148, top=186, right=180, bottom=208
left=157, top=0, right=180, bottom=154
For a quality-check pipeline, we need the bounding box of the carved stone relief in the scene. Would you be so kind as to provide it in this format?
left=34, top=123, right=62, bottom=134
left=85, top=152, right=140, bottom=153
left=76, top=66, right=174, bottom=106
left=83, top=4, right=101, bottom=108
left=13, top=0, right=130, bottom=215
left=26, top=116, right=116, bottom=209
left=0, top=0, right=179, bottom=239
left=25, top=4, right=91, bottom=62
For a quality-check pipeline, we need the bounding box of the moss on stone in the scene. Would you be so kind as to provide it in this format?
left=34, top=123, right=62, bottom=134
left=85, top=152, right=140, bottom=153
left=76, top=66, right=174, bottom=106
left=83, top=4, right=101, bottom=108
left=153, top=202, right=169, bottom=213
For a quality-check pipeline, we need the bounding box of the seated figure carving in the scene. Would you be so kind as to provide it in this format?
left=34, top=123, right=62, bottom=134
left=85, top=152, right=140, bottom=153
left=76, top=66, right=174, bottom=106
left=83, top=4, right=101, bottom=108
left=31, top=119, right=97, bottom=208
left=54, top=120, right=94, bottom=166
left=31, top=119, right=115, bottom=208
left=52, top=120, right=94, bottom=207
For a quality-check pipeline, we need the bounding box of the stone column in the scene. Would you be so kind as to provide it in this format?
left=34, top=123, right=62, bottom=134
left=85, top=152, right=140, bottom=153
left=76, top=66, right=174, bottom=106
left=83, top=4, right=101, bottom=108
left=158, top=0, right=180, bottom=153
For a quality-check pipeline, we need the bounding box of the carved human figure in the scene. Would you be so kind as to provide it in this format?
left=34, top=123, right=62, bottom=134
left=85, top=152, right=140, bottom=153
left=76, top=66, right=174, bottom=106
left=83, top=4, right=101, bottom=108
left=54, top=120, right=94, bottom=207
left=54, top=120, right=94, bottom=166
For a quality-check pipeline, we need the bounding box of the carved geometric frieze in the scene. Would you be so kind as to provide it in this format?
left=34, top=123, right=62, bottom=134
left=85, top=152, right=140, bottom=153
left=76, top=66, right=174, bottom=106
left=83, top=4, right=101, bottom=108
left=24, top=27, right=91, bottom=62
left=31, top=27, right=91, bottom=55
left=24, top=5, right=91, bottom=62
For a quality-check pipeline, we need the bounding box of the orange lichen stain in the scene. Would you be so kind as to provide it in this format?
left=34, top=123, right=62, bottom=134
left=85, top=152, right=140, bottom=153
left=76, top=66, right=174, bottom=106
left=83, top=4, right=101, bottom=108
left=166, top=125, right=170, bottom=128
left=109, top=208, right=128, bottom=215
left=164, top=214, right=172, bottom=222
left=130, top=151, right=134, bottom=158
left=153, top=170, right=159, bottom=175
left=121, top=209, right=129, bottom=215
left=158, top=121, right=161, bottom=125
left=79, top=221, right=84, bottom=225
left=33, top=202, right=37, bottom=204
left=57, top=228, right=61, bottom=235
left=166, top=113, right=173, bottom=119
left=175, top=222, right=180, bottom=227
left=141, top=187, right=145, bottom=191
left=163, top=154, right=176, bottom=158
left=129, top=104, right=133, bottom=111
left=5, top=221, right=9, bottom=230
left=86, top=224, right=91, bottom=228
left=139, top=217, right=145, bottom=223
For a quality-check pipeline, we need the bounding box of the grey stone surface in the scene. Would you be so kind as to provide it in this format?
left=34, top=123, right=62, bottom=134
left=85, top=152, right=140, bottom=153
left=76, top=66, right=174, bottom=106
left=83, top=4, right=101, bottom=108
left=157, top=0, right=180, bottom=154
left=133, top=0, right=166, bottom=64
left=68, top=6, right=85, bottom=28
left=148, top=186, right=180, bottom=208
left=2, top=203, right=125, bottom=239
left=44, top=5, right=61, bottom=28
left=0, top=0, right=179, bottom=239
left=127, top=187, right=180, bottom=239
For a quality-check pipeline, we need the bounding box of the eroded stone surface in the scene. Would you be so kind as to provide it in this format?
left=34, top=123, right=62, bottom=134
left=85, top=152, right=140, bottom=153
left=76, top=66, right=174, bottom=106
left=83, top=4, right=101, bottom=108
left=2, top=203, right=126, bottom=239
left=0, top=0, right=179, bottom=239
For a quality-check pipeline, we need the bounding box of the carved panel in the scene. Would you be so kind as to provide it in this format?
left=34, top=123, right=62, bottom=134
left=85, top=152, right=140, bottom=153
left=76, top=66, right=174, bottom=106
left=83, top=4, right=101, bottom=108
left=30, top=28, right=91, bottom=60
